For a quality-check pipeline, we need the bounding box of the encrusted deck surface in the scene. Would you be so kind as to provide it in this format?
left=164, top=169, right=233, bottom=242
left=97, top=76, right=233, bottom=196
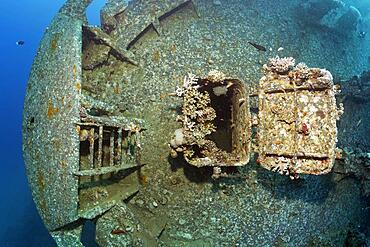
left=110, top=0, right=192, bottom=49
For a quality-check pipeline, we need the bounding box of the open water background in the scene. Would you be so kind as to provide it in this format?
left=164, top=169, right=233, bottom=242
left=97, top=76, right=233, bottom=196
left=0, top=1, right=104, bottom=246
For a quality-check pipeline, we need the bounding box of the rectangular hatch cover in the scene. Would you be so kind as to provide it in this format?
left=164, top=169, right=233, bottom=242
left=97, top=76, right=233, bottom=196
left=257, top=57, right=341, bottom=177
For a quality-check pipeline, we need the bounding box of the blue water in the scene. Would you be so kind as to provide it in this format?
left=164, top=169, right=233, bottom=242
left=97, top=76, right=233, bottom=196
left=0, top=1, right=104, bottom=246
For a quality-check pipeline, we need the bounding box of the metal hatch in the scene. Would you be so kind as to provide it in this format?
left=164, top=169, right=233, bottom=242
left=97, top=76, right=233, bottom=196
left=257, top=57, right=342, bottom=177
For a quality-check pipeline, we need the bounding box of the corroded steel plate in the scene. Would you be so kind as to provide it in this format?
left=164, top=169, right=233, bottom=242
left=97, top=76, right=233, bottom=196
left=22, top=9, right=84, bottom=230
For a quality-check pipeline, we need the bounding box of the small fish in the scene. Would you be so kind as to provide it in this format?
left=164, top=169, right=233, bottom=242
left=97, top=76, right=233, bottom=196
left=16, top=40, right=25, bottom=46
left=247, top=41, right=266, bottom=52
left=356, top=119, right=362, bottom=127
left=111, top=229, right=128, bottom=235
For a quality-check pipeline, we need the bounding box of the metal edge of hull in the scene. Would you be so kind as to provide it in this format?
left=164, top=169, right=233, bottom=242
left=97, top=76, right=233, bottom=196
left=22, top=1, right=88, bottom=230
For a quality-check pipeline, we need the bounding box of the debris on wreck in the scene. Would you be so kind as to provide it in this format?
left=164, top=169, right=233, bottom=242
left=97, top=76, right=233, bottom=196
left=336, top=70, right=370, bottom=151
left=334, top=147, right=370, bottom=197
left=340, top=70, right=370, bottom=103
left=296, top=0, right=363, bottom=36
